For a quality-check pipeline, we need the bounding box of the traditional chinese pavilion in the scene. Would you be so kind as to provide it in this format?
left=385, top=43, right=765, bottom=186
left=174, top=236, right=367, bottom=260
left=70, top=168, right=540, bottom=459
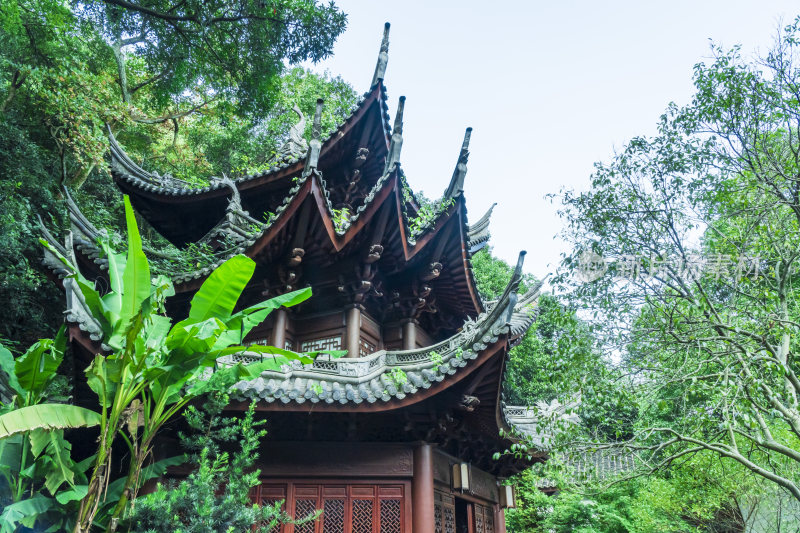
left=41, top=23, right=545, bottom=533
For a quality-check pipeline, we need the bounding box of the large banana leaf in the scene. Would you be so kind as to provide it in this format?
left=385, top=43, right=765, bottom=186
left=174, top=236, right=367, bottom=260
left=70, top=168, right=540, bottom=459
left=99, top=238, right=125, bottom=319
left=0, top=344, right=22, bottom=398
left=0, top=405, right=101, bottom=439
left=0, top=435, right=22, bottom=488
left=55, top=484, right=88, bottom=505
left=85, top=355, right=122, bottom=409
left=120, top=196, right=151, bottom=331
left=166, top=317, right=228, bottom=358
left=0, top=495, right=54, bottom=533
left=212, top=287, right=313, bottom=350
left=29, top=428, right=77, bottom=494
left=14, top=325, right=65, bottom=402
left=186, top=254, right=256, bottom=323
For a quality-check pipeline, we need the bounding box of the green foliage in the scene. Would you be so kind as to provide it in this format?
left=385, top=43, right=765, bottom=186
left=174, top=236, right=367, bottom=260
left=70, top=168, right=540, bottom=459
left=35, top=195, right=315, bottom=529
left=127, top=390, right=293, bottom=533
left=407, top=197, right=455, bottom=237
left=552, top=17, right=800, bottom=504
left=507, top=452, right=749, bottom=533
left=0, top=0, right=355, bottom=351
left=471, top=249, right=607, bottom=419
left=429, top=351, right=443, bottom=373
left=0, top=121, right=67, bottom=346
left=76, top=0, right=346, bottom=119
left=0, top=332, right=98, bottom=533
left=332, top=206, right=352, bottom=232
left=389, top=368, right=408, bottom=388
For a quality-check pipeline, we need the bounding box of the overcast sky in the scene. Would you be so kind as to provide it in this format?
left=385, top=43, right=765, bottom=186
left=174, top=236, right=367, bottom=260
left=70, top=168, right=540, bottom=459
left=304, top=1, right=799, bottom=280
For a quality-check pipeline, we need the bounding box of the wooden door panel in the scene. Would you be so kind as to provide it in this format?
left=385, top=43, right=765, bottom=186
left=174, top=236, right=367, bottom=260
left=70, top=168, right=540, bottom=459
left=252, top=482, right=406, bottom=533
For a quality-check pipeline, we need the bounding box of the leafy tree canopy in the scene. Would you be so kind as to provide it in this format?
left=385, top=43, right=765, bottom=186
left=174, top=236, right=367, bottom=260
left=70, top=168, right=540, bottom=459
left=0, top=0, right=355, bottom=347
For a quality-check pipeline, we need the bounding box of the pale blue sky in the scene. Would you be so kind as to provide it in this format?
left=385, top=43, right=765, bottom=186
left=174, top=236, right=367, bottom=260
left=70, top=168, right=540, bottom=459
left=305, top=1, right=799, bottom=279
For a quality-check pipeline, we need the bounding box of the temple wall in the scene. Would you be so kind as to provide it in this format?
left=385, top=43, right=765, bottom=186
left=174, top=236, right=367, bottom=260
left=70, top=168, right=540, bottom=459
left=251, top=442, right=505, bottom=533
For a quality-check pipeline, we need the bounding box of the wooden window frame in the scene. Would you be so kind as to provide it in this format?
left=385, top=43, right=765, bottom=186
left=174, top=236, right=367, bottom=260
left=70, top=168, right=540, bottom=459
left=251, top=478, right=412, bottom=533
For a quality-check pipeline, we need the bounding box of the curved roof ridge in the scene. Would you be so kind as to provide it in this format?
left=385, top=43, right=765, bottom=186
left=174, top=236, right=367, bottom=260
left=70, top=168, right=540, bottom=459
left=110, top=88, right=379, bottom=198
left=229, top=250, right=532, bottom=408
left=467, top=202, right=496, bottom=254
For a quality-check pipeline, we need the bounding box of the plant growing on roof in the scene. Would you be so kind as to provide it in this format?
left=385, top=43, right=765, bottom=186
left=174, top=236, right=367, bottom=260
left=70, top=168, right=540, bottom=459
left=429, top=351, right=444, bottom=372
left=388, top=368, right=408, bottom=388
left=408, top=198, right=456, bottom=237
left=332, top=206, right=351, bottom=232
left=27, top=195, right=315, bottom=532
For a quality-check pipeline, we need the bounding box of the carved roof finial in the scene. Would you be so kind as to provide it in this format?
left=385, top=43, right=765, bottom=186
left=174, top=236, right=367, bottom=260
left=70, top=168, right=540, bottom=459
left=444, top=127, right=472, bottom=199
left=371, top=22, right=391, bottom=89
left=213, top=173, right=243, bottom=212
left=383, top=96, right=405, bottom=175
left=304, top=99, right=324, bottom=175
left=273, top=104, right=309, bottom=163
left=513, top=250, right=527, bottom=280
left=504, top=250, right=527, bottom=322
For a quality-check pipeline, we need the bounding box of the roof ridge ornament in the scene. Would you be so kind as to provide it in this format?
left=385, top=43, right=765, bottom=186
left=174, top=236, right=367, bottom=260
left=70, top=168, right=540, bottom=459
left=303, top=99, right=324, bottom=176
left=504, top=251, right=527, bottom=323
left=212, top=174, right=244, bottom=212
left=383, top=96, right=405, bottom=175
left=272, top=104, right=309, bottom=164
left=444, top=127, right=472, bottom=199
left=370, top=22, right=391, bottom=89
left=63, top=186, right=104, bottom=241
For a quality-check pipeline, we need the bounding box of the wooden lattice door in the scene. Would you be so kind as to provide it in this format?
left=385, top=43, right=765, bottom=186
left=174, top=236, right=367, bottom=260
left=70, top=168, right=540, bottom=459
left=251, top=482, right=407, bottom=533
left=473, top=504, right=494, bottom=533
left=433, top=490, right=456, bottom=533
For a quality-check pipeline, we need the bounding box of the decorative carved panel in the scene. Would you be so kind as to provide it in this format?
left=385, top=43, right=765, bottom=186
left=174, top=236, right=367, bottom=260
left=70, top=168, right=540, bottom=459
left=294, top=499, right=317, bottom=533
left=301, top=335, right=342, bottom=352
left=474, top=504, right=494, bottom=533
left=379, top=500, right=401, bottom=533
left=352, top=499, right=374, bottom=533
left=322, top=499, right=345, bottom=532
left=443, top=506, right=455, bottom=533
left=433, top=490, right=455, bottom=533
left=251, top=482, right=406, bottom=533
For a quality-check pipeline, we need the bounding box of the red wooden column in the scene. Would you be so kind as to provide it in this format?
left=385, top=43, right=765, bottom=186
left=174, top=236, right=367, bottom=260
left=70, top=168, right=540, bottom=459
left=412, top=443, right=435, bottom=533
left=271, top=308, right=288, bottom=349
left=345, top=305, right=362, bottom=358
left=402, top=319, right=417, bottom=350
left=494, top=503, right=507, bottom=533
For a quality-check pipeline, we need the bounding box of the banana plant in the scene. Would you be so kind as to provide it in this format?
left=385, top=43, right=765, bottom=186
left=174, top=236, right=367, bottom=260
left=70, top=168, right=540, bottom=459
left=38, top=195, right=320, bottom=532
left=0, top=332, right=101, bottom=532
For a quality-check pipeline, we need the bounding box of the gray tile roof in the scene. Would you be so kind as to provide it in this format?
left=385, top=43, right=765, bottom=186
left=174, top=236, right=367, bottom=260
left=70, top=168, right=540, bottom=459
left=228, top=259, right=540, bottom=406
left=467, top=203, right=496, bottom=254
left=109, top=88, right=377, bottom=197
